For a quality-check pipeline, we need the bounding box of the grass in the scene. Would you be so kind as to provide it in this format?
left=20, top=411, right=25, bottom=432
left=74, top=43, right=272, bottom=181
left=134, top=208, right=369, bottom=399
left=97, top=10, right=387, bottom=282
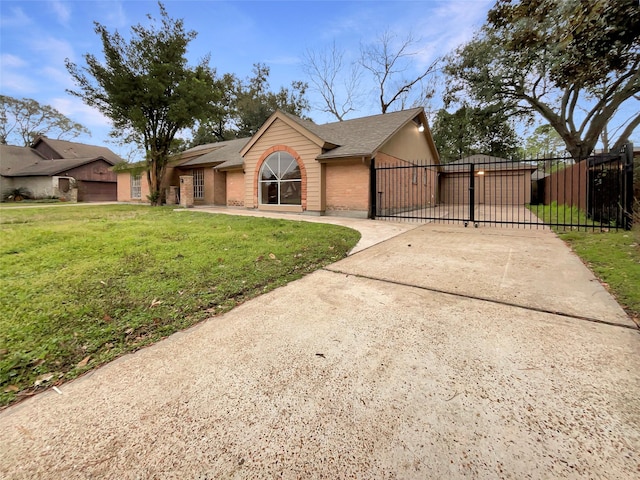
left=529, top=202, right=640, bottom=324
left=1, top=199, right=63, bottom=206
left=0, top=205, right=360, bottom=407
left=527, top=201, right=601, bottom=229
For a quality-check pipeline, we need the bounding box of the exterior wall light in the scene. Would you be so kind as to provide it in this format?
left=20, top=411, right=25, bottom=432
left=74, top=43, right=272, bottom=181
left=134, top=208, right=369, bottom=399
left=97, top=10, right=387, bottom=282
left=418, top=123, right=425, bottom=132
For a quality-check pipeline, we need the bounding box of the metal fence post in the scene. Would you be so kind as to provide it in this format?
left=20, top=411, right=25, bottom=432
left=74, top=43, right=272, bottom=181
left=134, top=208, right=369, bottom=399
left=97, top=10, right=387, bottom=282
left=469, top=163, right=475, bottom=225
left=623, top=142, right=634, bottom=230
left=369, top=157, right=376, bottom=219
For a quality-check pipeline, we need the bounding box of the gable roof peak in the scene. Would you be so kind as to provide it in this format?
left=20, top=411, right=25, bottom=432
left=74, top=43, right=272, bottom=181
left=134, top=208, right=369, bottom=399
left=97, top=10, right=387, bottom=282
left=31, top=136, right=123, bottom=164
left=240, top=107, right=435, bottom=161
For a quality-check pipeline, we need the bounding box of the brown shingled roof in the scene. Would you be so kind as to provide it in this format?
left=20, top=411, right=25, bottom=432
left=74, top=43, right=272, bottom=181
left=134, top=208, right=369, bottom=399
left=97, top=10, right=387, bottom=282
left=32, top=136, right=123, bottom=164
left=443, top=155, right=536, bottom=172
left=248, top=107, right=432, bottom=162
left=1, top=144, right=46, bottom=176
left=1, top=139, right=122, bottom=178
left=166, top=108, right=437, bottom=172
left=5, top=157, right=113, bottom=177
left=314, top=107, right=424, bottom=159
left=179, top=138, right=249, bottom=168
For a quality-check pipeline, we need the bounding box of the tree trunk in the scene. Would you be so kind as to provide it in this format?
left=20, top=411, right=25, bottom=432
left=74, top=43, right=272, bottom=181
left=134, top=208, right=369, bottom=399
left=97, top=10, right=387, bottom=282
left=601, top=124, right=609, bottom=153
left=146, top=159, right=162, bottom=206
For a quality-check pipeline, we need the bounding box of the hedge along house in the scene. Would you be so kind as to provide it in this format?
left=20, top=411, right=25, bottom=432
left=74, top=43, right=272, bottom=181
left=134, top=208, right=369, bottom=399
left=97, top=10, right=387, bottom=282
left=1, top=137, right=122, bottom=201
left=117, top=107, right=439, bottom=217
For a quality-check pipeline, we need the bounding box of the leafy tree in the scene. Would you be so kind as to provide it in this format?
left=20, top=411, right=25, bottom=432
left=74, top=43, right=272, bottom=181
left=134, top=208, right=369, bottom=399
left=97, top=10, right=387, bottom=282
left=188, top=72, right=240, bottom=146
left=524, top=124, right=565, bottom=158
left=446, top=0, right=640, bottom=161
left=432, top=105, right=520, bottom=162
left=234, top=63, right=309, bottom=137
left=188, top=64, right=309, bottom=147
left=0, top=95, right=90, bottom=146
left=66, top=3, right=219, bottom=205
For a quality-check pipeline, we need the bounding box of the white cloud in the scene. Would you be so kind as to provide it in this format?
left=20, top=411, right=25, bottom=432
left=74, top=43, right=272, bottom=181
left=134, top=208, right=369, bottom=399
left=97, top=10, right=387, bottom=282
left=0, top=72, right=39, bottom=95
left=48, top=0, right=71, bottom=27
left=99, top=1, right=128, bottom=29
left=30, top=36, right=76, bottom=64
left=428, top=0, right=492, bottom=52
left=398, top=1, right=492, bottom=71
left=50, top=96, right=111, bottom=130
left=0, top=53, right=28, bottom=69
left=320, top=16, right=369, bottom=42
left=39, top=66, right=74, bottom=89
left=0, top=6, right=32, bottom=28
left=0, top=54, right=37, bottom=94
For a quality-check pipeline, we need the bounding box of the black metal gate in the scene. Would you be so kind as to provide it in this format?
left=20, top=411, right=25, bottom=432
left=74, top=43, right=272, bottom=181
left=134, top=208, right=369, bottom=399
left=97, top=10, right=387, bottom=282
left=370, top=144, right=634, bottom=231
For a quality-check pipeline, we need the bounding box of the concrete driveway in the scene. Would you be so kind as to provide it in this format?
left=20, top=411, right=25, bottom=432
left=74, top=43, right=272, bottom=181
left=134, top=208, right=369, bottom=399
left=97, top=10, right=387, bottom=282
left=1, top=220, right=638, bottom=479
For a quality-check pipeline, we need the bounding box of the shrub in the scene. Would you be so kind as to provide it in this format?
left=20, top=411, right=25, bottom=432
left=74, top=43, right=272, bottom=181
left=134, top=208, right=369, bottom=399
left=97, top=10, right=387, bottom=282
left=2, top=187, right=32, bottom=202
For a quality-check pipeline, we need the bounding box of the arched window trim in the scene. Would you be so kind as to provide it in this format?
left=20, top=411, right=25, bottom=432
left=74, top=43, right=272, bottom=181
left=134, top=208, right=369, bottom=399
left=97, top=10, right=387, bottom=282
left=258, top=151, right=302, bottom=206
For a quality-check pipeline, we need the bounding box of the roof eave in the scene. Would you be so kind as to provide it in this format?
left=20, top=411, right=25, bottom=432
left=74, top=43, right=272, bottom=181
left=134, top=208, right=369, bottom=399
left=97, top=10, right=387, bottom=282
left=215, top=164, right=244, bottom=171
left=178, top=160, right=225, bottom=168
left=316, top=153, right=372, bottom=162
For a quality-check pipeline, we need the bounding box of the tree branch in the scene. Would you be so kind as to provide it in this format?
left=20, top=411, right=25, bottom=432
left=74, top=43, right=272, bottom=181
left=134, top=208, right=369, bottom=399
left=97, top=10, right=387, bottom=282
left=612, top=112, right=640, bottom=152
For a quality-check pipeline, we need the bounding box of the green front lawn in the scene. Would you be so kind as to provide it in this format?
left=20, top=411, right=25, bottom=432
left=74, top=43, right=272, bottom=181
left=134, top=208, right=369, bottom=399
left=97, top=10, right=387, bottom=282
left=0, top=205, right=360, bottom=407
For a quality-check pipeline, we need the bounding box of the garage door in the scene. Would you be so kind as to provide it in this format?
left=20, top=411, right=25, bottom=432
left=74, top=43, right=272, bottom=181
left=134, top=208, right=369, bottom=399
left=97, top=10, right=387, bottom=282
left=440, top=174, right=483, bottom=204
left=484, top=172, right=529, bottom=205
left=77, top=181, right=117, bottom=202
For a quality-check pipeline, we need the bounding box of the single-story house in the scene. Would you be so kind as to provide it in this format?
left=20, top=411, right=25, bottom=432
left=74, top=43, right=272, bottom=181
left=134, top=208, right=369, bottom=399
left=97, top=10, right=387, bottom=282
left=440, top=154, right=537, bottom=205
left=117, top=107, right=440, bottom=217
left=0, top=137, right=122, bottom=201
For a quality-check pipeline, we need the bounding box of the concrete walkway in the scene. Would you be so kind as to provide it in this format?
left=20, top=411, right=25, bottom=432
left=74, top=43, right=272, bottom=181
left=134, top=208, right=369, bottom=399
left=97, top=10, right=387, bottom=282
left=1, top=216, right=638, bottom=479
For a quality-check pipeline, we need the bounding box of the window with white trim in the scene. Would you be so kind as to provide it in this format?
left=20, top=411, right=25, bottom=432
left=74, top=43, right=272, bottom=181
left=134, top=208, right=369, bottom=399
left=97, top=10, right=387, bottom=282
left=259, top=151, right=301, bottom=205
left=193, top=168, right=204, bottom=199
left=131, top=174, right=141, bottom=199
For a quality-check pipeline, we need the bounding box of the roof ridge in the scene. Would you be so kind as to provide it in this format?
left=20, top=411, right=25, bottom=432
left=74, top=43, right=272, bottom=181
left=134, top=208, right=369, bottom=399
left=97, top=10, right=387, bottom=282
left=320, top=106, right=423, bottom=127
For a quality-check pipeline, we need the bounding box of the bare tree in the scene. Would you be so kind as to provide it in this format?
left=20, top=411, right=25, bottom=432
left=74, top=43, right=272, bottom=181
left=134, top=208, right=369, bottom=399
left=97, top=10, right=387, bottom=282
left=302, top=41, right=362, bottom=121
left=360, top=31, right=440, bottom=114
left=301, top=31, right=439, bottom=119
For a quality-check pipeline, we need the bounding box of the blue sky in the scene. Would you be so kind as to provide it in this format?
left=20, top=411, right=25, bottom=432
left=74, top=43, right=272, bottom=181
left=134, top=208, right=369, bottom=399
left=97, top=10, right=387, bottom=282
left=0, top=0, right=493, bottom=158
left=1, top=0, right=637, bottom=160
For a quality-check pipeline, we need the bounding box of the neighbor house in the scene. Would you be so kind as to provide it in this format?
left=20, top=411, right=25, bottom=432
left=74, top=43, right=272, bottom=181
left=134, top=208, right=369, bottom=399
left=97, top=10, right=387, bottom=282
left=117, top=107, right=439, bottom=217
left=0, top=137, right=123, bottom=201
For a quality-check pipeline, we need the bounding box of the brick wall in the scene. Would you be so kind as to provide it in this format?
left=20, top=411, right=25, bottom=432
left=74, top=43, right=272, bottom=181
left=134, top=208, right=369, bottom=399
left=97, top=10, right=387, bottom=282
left=226, top=170, right=244, bottom=206
left=325, top=161, right=369, bottom=213
left=117, top=172, right=150, bottom=202
left=213, top=169, right=227, bottom=205
left=179, top=175, right=194, bottom=207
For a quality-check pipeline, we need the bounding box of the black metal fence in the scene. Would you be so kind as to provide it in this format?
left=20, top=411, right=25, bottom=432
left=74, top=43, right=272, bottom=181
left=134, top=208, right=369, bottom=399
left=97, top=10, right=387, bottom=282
left=370, top=144, right=634, bottom=231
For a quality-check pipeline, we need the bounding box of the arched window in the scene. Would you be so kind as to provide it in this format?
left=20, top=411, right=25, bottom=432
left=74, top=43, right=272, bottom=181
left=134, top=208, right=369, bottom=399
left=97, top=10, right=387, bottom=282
left=259, top=151, right=302, bottom=205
